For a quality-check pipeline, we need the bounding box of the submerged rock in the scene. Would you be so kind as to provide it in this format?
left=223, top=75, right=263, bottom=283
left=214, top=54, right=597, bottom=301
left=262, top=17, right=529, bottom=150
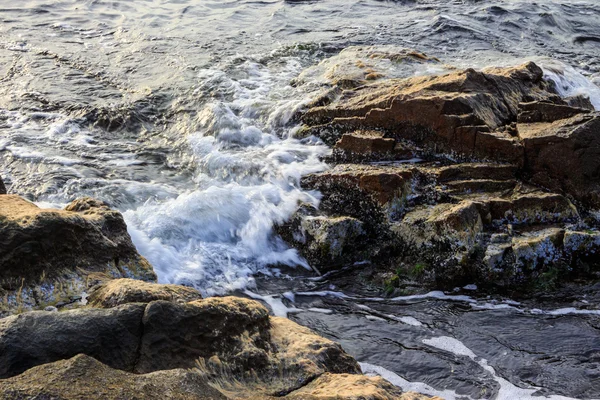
left=0, top=195, right=156, bottom=316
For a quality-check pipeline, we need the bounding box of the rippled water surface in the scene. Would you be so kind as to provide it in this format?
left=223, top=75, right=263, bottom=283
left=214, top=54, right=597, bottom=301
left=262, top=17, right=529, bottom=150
left=1, top=1, right=599, bottom=399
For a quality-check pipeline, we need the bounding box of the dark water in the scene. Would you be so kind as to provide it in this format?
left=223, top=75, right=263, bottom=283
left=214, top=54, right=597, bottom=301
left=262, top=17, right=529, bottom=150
left=1, top=1, right=600, bottom=399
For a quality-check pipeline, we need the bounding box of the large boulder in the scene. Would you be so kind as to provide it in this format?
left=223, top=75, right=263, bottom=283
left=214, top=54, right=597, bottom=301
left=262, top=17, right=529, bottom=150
left=0, top=291, right=422, bottom=400
left=0, top=196, right=156, bottom=316
left=0, top=303, right=146, bottom=378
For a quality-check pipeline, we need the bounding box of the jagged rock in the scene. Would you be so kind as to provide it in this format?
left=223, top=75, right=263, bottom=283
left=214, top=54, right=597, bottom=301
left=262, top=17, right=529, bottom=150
left=300, top=57, right=600, bottom=208
left=520, top=113, right=600, bottom=207
left=284, top=372, right=437, bottom=400
left=302, top=62, right=550, bottom=162
left=517, top=101, right=589, bottom=123
left=333, top=131, right=414, bottom=162
left=0, top=196, right=156, bottom=316
left=0, top=175, right=6, bottom=195
left=0, top=303, right=145, bottom=378
left=88, top=278, right=202, bottom=308
left=0, top=354, right=228, bottom=400
left=394, top=201, right=483, bottom=252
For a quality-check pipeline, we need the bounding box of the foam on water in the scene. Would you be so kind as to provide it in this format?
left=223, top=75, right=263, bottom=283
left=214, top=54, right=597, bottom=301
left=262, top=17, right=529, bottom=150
left=422, top=336, right=589, bottom=400
left=122, top=58, right=331, bottom=295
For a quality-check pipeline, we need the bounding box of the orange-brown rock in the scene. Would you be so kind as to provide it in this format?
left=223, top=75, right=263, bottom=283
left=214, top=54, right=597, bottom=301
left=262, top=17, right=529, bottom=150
left=0, top=195, right=156, bottom=316
left=88, top=278, right=202, bottom=308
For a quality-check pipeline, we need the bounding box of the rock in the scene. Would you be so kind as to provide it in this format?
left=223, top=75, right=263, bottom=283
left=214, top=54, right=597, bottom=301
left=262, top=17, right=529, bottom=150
left=333, top=131, right=414, bottom=162
left=520, top=113, right=600, bottom=207
left=517, top=101, right=589, bottom=123
left=0, top=355, right=426, bottom=400
left=88, top=278, right=202, bottom=308
left=293, top=45, right=443, bottom=90
left=0, top=175, right=6, bottom=194
left=300, top=56, right=600, bottom=207
left=0, top=354, right=227, bottom=400
left=393, top=201, right=484, bottom=252
left=487, top=191, right=579, bottom=225
left=284, top=372, right=436, bottom=400
left=302, top=62, right=549, bottom=162
left=136, top=297, right=273, bottom=374
left=0, top=195, right=156, bottom=316
left=0, top=303, right=145, bottom=378
left=278, top=205, right=366, bottom=272
left=0, top=296, right=379, bottom=399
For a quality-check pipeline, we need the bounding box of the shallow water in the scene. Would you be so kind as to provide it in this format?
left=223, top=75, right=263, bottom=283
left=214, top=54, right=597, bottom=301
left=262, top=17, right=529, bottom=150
left=1, top=1, right=600, bottom=398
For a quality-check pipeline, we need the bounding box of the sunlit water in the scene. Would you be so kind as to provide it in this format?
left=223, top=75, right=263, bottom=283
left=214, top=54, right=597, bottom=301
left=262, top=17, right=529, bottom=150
left=1, top=1, right=600, bottom=398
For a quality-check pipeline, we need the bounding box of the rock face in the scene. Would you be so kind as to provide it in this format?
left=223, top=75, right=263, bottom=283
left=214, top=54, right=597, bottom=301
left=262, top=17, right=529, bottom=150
left=0, top=282, right=425, bottom=400
left=0, top=196, right=156, bottom=316
left=0, top=354, right=228, bottom=400
left=0, top=175, right=6, bottom=195
left=280, top=48, right=600, bottom=292
left=88, top=278, right=202, bottom=308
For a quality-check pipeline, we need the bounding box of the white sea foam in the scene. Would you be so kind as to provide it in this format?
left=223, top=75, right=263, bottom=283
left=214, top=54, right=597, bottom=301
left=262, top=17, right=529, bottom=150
left=423, top=336, right=586, bottom=400
left=360, top=362, right=467, bottom=400
left=542, top=60, right=600, bottom=110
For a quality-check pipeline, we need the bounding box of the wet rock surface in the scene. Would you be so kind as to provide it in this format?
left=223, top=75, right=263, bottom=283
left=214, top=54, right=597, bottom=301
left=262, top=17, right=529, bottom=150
left=0, top=196, right=157, bottom=317
left=281, top=54, right=600, bottom=294
left=0, top=280, right=427, bottom=400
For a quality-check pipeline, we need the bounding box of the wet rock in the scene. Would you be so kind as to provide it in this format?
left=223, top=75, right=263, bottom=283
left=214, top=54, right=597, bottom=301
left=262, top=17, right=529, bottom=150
left=0, top=354, right=227, bottom=400
left=0, top=296, right=381, bottom=399
left=333, top=131, right=414, bottom=162
left=284, top=372, right=436, bottom=400
left=136, top=297, right=273, bottom=373
left=88, top=278, right=202, bottom=308
left=486, top=191, right=579, bottom=225
left=279, top=207, right=366, bottom=272
left=0, top=303, right=145, bottom=378
left=0, top=196, right=156, bottom=316
left=0, top=175, right=6, bottom=194
left=520, top=113, right=600, bottom=207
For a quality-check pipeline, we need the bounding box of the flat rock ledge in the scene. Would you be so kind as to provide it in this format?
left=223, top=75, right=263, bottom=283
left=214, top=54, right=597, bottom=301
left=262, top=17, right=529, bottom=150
left=0, top=279, right=435, bottom=400
left=279, top=47, right=600, bottom=294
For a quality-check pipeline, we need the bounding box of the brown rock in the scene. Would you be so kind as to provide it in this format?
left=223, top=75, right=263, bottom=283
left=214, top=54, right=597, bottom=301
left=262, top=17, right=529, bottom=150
left=302, top=62, right=550, bottom=164
left=0, top=195, right=156, bottom=316
left=520, top=113, right=600, bottom=207
left=88, top=278, right=202, bottom=308
left=136, top=297, right=272, bottom=374
left=284, top=372, right=436, bottom=400
left=0, top=354, right=227, bottom=400
left=517, top=101, right=589, bottom=123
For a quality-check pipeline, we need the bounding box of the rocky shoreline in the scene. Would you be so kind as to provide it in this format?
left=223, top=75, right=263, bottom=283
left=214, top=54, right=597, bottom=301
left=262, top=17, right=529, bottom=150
left=279, top=47, right=600, bottom=297
left=0, top=178, right=434, bottom=399
left=1, top=45, right=599, bottom=399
